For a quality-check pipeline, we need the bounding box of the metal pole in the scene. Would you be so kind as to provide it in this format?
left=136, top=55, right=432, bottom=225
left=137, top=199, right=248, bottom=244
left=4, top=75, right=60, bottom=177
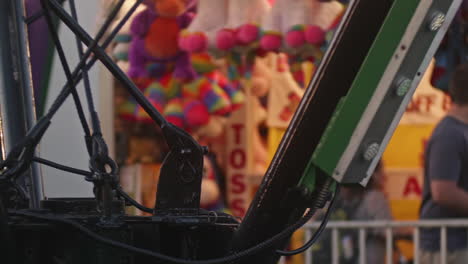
left=359, top=228, right=366, bottom=264
left=386, top=227, right=393, bottom=264
left=332, top=228, right=339, bottom=264
left=0, top=0, right=44, bottom=208
left=413, top=228, right=420, bottom=264
left=441, top=226, right=447, bottom=264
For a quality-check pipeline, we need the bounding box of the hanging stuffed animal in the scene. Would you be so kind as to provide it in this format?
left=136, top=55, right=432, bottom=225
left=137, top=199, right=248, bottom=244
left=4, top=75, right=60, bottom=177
left=127, top=0, right=196, bottom=81
left=121, top=0, right=244, bottom=134
left=260, top=0, right=343, bottom=51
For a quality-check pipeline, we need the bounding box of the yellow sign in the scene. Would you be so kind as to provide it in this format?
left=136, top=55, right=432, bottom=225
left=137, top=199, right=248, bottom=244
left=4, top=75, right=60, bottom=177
left=383, top=124, right=435, bottom=168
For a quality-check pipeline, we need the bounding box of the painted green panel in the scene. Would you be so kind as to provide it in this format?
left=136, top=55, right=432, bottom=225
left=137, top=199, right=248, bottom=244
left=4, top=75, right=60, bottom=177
left=310, top=0, right=421, bottom=175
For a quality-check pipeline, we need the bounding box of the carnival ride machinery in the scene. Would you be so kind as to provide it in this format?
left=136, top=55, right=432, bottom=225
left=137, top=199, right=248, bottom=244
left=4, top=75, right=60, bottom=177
left=0, top=0, right=462, bottom=263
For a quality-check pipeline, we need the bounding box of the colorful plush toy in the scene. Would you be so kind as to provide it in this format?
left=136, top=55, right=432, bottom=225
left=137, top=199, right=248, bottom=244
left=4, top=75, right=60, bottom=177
left=121, top=0, right=244, bottom=134
left=260, top=0, right=343, bottom=51
left=127, top=0, right=195, bottom=80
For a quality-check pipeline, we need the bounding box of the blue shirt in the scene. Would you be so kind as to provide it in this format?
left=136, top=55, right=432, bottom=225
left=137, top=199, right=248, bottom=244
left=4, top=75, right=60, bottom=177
left=420, top=116, right=468, bottom=251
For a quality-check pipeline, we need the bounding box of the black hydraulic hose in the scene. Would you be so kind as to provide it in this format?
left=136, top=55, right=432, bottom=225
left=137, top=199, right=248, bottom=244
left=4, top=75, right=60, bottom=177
left=116, top=187, right=153, bottom=214
left=277, top=185, right=340, bottom=256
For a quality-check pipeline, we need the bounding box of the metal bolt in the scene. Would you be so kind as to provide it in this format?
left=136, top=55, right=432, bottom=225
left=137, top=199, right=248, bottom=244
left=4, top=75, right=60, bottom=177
left=429, top=12, right=445, bottom=31
left=181, top=148, right=192, bottom=154
left=363, top=143, right=380, bottom=161
left=396, top=78, right=412, bottom=97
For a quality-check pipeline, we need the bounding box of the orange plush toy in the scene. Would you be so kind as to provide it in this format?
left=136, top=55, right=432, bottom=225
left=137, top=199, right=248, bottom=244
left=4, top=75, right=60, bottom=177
left=128, top=0, right=196, bottom=81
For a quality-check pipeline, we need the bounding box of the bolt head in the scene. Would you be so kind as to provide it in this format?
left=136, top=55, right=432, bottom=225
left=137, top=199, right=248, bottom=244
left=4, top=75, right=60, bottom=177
left=363, top=143, right=380, bottom=161
left=396, top=78, right=412, bottom=97
left=429, top=13, right=445, bottom=31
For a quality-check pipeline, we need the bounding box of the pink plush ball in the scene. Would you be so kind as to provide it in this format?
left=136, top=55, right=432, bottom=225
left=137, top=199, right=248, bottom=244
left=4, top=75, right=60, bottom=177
left=285, top=30, right=305, bottom=48
left=236, top=24, right=259, bottom=45
left=305, top=25, right=326, bottom=45
left=186, top=34, right=208, bottom=53
left=260, top=34, right=282, bottom=51
left=216, top=29, right=236, bottom=51
left=184, top=101, right=210, bottom=127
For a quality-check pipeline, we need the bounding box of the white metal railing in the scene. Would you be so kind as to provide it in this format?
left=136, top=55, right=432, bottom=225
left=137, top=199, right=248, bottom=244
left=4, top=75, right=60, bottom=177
left=300, top=219, right=468, bottom=264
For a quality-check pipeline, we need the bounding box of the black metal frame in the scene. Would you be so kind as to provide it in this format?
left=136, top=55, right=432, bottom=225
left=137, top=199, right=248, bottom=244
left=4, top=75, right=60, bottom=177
left=0, top=0, right=44, bottom=209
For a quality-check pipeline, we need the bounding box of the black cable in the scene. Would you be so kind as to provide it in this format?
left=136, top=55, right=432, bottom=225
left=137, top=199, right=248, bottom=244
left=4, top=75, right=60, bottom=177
left=276, top=185, right=340, bottom=256
left=24, top=0, right=66, bottom=24
left=1, top=0, right=140, bottom=194
left=47, top=0, right=169, bottom=128
left=69, top=0, right=106, bottom=135
left=32, top=156, right=152, bottom=214
left=30, top=156, right=152, bottom=214
left=11, top=207, right=316, bottom=264
left=116, top=187, right=153, bottom=214
left=7, top=0, right=141, bottom=166
left=25, top=10, right=44, bottom=24
left=32, top=157, right=92, bottom=177
left=40, top=0, right=92, bottom=150
left=44, top=0, right=139, bottom=121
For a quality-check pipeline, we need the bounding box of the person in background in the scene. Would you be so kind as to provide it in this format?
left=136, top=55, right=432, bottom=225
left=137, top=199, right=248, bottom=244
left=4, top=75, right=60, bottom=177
left=312, top=161, right=393, bottom=264
left=342, top=161, right=393, bottom=264
left=420, top=63, right=468, bottom=264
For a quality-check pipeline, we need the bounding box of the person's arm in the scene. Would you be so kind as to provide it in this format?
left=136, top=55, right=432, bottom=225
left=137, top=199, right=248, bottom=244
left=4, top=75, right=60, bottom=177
left=427, top=129, right=468, bottom=215
left=431, top=180, right=468, bottom=215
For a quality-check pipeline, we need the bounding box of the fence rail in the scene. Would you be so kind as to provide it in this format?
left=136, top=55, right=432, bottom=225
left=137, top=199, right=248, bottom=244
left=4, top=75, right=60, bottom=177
left=299, top=219, right=468, bottom=264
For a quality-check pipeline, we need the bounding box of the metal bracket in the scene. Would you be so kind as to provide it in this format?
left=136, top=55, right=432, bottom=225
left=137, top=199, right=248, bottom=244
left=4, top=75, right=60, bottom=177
left=154, top=123, right=207, bottom=215
left=311, top=0, right=462, bottom=185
